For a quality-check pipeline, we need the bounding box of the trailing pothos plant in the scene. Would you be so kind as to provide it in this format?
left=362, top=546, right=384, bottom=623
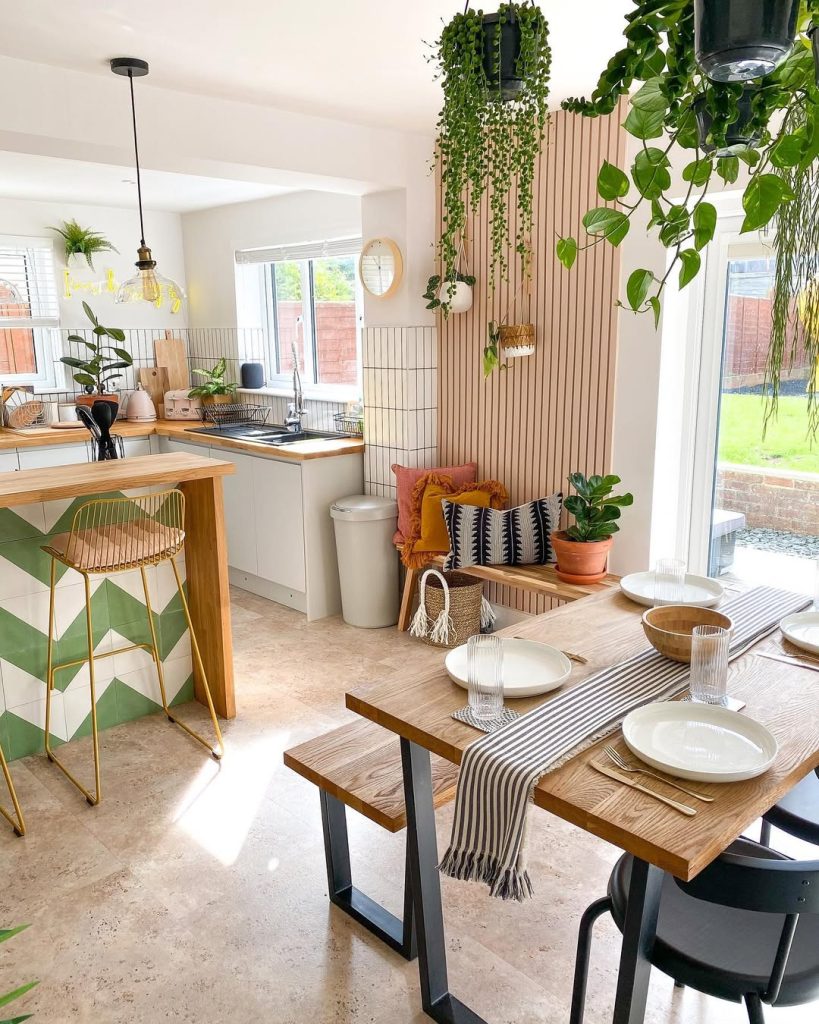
left=430, top=3, right=551, bottom=291
left=556, top=0, right=819, bottom=423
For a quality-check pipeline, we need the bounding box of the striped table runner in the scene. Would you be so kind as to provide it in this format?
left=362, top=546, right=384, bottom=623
left=439, top=585, right=811, bottom=901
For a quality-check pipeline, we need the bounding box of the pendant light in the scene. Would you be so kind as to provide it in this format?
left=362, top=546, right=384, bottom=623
left=110, top=57, right=185, bottom=307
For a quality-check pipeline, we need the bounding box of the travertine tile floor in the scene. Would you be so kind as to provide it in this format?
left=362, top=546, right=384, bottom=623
left=1, top=588, right=816, bottom=1023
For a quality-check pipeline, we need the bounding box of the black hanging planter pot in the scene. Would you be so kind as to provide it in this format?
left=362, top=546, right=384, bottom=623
left=482, top=11, right=524, bottom=101
left=811, top=24, right=819, bottom=89
left=694, top=88, right=760, bottom=156
left=695, top=0, right=800, bottom=82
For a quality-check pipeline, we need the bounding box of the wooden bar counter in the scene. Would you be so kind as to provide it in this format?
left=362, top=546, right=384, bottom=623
left=0, top=453, right=237, bottom=721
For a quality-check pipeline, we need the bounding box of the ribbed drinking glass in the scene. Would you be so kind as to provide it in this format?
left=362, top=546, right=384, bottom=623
left=653, top=558, right=687, bottom=606
left=467, top=634, right=504, bottom=722
left=690, top=624, right=730, bottom=705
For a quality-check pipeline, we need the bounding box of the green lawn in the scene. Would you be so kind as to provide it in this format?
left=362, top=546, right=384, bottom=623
left=719, top=394, right=819, bottom=473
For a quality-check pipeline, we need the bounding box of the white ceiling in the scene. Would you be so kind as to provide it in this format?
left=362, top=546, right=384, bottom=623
left=0, top=150, right=295, bottom=212
left=0, top=0, right=631, bottom=132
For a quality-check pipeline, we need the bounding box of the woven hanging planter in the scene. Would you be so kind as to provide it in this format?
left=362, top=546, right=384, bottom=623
left=409, top=569, right=493, bottom=649
left=499, top=323, right=536, bottom=360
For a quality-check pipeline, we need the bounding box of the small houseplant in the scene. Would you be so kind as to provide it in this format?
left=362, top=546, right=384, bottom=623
left=1, top=923, right=38, bottom=1020
left=60, top=301, right=132, bottom=408
left=552, top=472, right=634, bottom=582
left=423, top=270, right=476, bottom=315
left=50, top=219, right=117, bottom=270
left=188, top=358, right=237, bottom=405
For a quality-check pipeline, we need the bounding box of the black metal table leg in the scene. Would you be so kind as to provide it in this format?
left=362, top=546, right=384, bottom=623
left=400, top=738, right=487, bottom=1024
left=611, top=857, right=663, bottom=1024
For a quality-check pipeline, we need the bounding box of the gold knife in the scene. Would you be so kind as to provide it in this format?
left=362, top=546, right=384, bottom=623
left=757, top=651, right=819, bottom=673
left=590, top=760, right=696, bottom=817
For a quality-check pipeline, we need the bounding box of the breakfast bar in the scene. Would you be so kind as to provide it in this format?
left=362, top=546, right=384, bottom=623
left=0, top=453, right=236, bottom=764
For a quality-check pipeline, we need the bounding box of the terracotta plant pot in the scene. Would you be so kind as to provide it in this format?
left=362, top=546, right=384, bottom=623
left=551, top=530, right=613, bottom=584
left=75, top=392, right=120, bottom=411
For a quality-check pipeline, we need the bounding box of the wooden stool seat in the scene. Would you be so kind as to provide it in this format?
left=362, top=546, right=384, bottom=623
left=45, top=519, right=184, bottom=573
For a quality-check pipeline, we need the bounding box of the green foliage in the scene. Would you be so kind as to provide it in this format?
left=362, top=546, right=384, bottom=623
left=60, top=302, right=132, bottom=394
left=484, top=321, right=502, bottom=377
left=274, top=262, right=302, bottom=301
left=314, top=259, right=356, bottom=301
left=557, top=0, right=819, bottom=407
left=563, top=473, right=634, bottom=543
left=187, top=357, right=238, bottom=399
left=1, top=924, right=37, bottom=1022
left=422, top=270, right=476, bottom=313
left=431, top=4, right=552, bottom=291
left=49, top=219, right=117, bottom=270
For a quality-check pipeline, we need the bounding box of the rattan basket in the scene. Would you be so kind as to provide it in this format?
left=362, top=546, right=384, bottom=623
left=410, top=569, right=484, bottom=649
left=499, top=323, right=536, bottom=359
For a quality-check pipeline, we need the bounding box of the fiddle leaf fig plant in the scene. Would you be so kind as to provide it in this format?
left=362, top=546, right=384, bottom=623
left=563, top=473, right=634, bottom=543
left=557, top=0, right=819, bottom=431
left=431, top=3, right=551, bottom=290
left=60, top=301, right=132, bottom=394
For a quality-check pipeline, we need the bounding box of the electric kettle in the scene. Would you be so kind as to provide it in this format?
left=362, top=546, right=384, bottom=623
left=126, top=384, right=157, bottom=422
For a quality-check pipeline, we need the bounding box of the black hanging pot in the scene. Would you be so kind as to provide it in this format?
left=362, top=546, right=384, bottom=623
left=694, top=88, right=760, bottom=156
left=482, top=11, right=524, bottom=101
left=811, top=24, right=819, bottom=89
left=695, top=0, right=800, bottom=82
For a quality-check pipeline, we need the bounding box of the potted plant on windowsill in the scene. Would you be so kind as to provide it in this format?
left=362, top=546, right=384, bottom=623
left=552, top=472, right=634, bottom=583
left=60, top=301, right=133, bottom=409
left=188, top=358, right=237, bottom=405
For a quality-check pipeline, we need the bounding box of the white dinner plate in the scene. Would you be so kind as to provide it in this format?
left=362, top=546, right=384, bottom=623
left=620, top=571, right=724, bottom=609
left=445, top=638, right=571, bottom=698
left=779, top=610, right=819, bottom=656
left=622, top=702, right=778, bottom=783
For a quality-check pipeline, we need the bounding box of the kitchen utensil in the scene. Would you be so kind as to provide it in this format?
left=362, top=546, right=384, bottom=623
left=622, top=702, right=778, bottom=783
left=92, top=400, right=118, bottom=460
left=126, top=383, right=158, bottom=422
left=653, top=558, right=687, bottom=606
left=513, top=637, right=588, bottom=664
left=756, top=650, right=819, bottom=673
left=641, top=605, right=733, bottom=663
left=779, top=610, right=819, bottom=656
left=75, top=404, right=101, bottom=440
left=466, top=634, right=504, bottom=722
left=602, top=744, right=714, bottom=802
left=589, top=761, right=696, bottom=816
left=446, top=637, right=571, bottom=697
left=154, top=335, right=189, bottom=390
left=690, top=623, right=730, bottom=704
left=138, top=366, right=170, bottom=416
left=621, top=571, right=724, bottom=608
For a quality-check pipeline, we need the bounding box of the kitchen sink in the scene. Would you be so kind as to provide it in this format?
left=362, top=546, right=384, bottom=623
left=185, top=424, right=344, bottom=446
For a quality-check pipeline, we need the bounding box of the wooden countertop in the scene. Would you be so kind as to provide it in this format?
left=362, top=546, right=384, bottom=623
left=0, top=452, right=234, bottom=508
left=0, top=420, right=364, bottom=461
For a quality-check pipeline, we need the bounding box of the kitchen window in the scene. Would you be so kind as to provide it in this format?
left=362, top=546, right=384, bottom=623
left=0, top=236, right=61, bottom=390
left=235, top=238, right=363, bottom=397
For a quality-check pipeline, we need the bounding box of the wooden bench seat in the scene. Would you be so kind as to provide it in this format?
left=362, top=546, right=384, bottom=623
left=284, top=719, right=459, bottom=959
left=398, top=555, right=619, bottom=631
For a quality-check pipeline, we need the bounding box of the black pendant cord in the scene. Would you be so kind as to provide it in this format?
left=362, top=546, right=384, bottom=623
left=127, top=69, right=147, bottom=248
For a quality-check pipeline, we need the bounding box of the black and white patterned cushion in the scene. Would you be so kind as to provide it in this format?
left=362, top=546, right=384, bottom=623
left=442, top=494, right=562, bottom=570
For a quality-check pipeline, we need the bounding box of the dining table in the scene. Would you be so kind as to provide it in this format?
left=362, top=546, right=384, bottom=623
left=346, top=586, right=819, bottom=1024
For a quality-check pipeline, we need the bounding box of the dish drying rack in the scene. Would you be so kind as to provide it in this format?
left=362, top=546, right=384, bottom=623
left=199, top=403, right=271, bottom=428
left=333, top=412, right=364, bottom=437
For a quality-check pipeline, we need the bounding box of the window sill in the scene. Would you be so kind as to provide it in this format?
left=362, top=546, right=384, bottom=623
left=237, top=385, right=360, bottom=404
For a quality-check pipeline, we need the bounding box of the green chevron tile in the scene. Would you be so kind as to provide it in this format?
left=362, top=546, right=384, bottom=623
left=47, top=490, right=129, bottom=535
left=159, top=610, right=189, bottom=661
left=113, top=677, right=162, bottom=723
left=69, top=683, right=120, bottom=740
left=171, top=674, right=195, bottom=707
left=0, top=537, right=70, bottom=588
left=0, top=507, right=44, bottom=542
left=51, top=589, right=112, bottom=692
left=0, top=607, right=49, bottom=682
left=1, top=710, right=63, bottom=760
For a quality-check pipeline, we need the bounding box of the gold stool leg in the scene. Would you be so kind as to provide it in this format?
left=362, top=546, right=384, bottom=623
left=0, top=743, right=25, bottom=837
left=44, top=555, right=57, bottom=762
left=141, top=561, right=223, bottom=760
left=44, top=569, right=102, bottom=806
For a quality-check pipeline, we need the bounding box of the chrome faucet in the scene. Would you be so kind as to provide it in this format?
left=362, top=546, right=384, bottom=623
left=285, top=337, right=307, bottom=433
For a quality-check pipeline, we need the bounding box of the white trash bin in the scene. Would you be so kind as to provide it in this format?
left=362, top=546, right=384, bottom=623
left=330, top=495, right=400, bottom=628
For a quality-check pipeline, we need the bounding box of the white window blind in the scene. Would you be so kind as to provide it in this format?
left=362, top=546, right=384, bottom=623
left=0, top=236, right=60, bottom=327
left=235, top=236, right=362, bottom=265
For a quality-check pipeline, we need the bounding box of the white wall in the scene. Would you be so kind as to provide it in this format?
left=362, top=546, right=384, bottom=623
left=0, top=196, right=187, bottom=329
left=181, top=190, right=361, bottom=328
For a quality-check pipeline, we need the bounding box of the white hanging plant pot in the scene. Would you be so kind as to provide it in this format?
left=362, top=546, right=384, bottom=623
left=439, top=280, right=473, bottom=313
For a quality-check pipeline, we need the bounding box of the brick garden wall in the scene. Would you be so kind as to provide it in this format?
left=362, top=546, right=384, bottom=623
left=723, top=295, right=808, bottom=389
left=715, top=464, right=819, bottom=535
left=275, top=300, right=357, bottom=385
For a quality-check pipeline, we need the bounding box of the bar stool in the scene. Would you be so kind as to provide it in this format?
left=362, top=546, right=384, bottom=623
left=42, top=488, right=223, bottom=806
left=0, top=742, right=25, bottom=836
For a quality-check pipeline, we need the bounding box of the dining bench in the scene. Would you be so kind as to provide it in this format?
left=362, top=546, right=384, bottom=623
left=398, top=556, right=620, bottom=631
left=283, top=718, right=459, bottom=959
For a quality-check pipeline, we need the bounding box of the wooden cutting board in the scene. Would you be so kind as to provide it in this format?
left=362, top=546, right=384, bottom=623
left=154, top=334, right=189, bottom=390
left=138, top=366, right=170, bottom=416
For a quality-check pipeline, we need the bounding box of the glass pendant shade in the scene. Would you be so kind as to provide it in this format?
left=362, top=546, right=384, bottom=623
left=115, top=245, right=185, bottom=308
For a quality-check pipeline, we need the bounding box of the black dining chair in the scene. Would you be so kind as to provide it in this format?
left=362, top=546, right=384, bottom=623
left=569, top=837, right=819, bottom=1024
left=760, top=767, right=819, bottom=847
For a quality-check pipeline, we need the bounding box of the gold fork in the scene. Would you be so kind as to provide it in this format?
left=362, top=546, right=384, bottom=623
left=603, top=745, right=715, bottom=803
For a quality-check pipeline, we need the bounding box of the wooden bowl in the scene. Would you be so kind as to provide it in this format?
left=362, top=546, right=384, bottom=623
left=641, top=605, right=733, bottom=664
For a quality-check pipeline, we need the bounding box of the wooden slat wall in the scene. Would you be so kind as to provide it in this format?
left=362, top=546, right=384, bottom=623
left=437, top=103, right=626, bottom=614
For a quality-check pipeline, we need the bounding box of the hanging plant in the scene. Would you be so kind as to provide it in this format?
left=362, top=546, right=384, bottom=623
left=431, top=3, right=551, bottom=292
left=423, top=270, right=476, bottom=314
left=49, top=219, right=118, bottom=269
left=557, top=0, right=819, bottom=423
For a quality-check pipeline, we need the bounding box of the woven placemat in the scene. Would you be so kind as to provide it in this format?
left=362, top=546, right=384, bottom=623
left=451, top=705, right=521, bottom=734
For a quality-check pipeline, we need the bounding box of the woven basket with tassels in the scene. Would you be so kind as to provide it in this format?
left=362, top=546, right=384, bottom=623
left=499, top=323, right=535, bottom=359
left=409, top=569, right=495, bottom=649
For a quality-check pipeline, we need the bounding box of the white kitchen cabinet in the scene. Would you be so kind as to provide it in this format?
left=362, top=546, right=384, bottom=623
left=123, top=438, right=152, bottom=459
left=218, top=450, right=258, bottom=577
left=158, top=436, right=212, bottom=457
left=18, top=443, right=88, bottom=469
left=254, top=459, right=306, bottom=592
left=0, top=452, right=19, bottom=472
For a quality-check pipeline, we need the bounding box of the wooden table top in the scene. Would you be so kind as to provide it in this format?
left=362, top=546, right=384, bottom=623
left=347, top=588, right=819, bottom=881
left=0, top=452, right=234, bottom=508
